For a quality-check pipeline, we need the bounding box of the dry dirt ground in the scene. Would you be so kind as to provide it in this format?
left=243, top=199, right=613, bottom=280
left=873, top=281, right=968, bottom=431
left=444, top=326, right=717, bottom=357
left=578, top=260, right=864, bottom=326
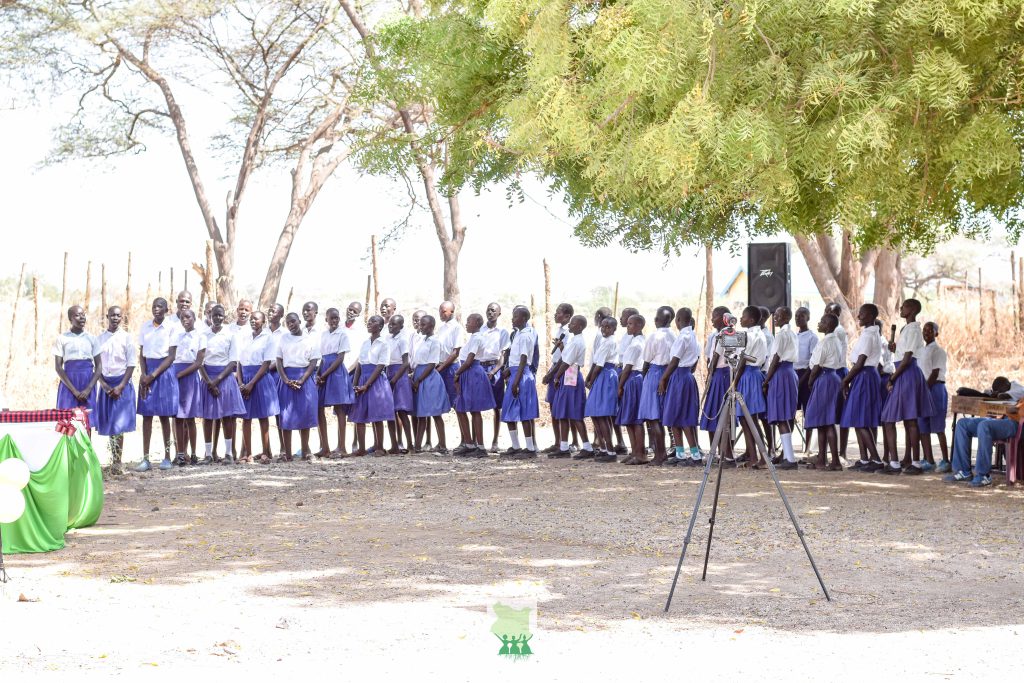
left=2, top=441, right=1024, bottom=680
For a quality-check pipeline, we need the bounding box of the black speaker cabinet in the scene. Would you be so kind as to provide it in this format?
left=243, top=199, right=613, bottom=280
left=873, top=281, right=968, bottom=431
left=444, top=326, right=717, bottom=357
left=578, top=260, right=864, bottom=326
left=747, top=243, right=791, bottom=311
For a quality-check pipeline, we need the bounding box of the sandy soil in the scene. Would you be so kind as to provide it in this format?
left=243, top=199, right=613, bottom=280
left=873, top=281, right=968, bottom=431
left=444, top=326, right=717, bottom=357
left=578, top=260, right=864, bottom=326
left=2, top=439, right=1023, bottom=679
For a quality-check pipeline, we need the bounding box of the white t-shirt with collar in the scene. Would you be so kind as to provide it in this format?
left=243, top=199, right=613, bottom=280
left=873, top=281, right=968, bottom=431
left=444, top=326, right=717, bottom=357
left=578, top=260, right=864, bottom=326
left=621, top=334, right=645, bottom=369
left=53, top=330, right=99, bottom=362
left=850, top=325, right=883, bottom=368
left=138, top=319, right=177, bottom=359
left=769, top=324, right=799, bottom=364
left=643, top=327, right=676, bottom=366
left=560, top=332, right=586, bottom=367
left=670, top=327, right=701, bottom=368
left=918, top=342, right=947, bottom=382
left=96, top=329, right=135, bottom=376
left=810, top=333, right=845, bottom=370
left=592, top=335, right=618, bottom=366
left=238, top=329, right=277, bottom=367
left=277, top=332, right=321, bottom=368
left=203, top=327, right=239, bottom=366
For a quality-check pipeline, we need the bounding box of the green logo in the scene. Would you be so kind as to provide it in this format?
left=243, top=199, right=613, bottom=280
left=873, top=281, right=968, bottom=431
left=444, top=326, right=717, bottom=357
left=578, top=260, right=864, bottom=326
left=491, top=602, right=534, bottom=659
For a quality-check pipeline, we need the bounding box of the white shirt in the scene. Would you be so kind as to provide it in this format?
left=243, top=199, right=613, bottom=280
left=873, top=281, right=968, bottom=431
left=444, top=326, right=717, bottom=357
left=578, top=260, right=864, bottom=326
left=835, top=324, right=849, bottom=367
left=138, top=319, right=177, bottom=359
left=551, top=323, right=568, bottom=364
left=918, top=341, right=947, bottom=382
left=508, top=326, right=536, bottom=367
left=621, top=334, right=645, bottom=368
left=643, top=327, right=677, bottom=366
left=386, top=333, right=410, bottom=365
left=810, top=333, right=845, bottom=370
left=879, top=344, right=896, bottom=374
left=795, top=329, right=818, bottom=370
left=227, top=321, right=249, bottom=335
left=478, top=325, right=510, bottom=362
left=592, top=335, right=618, bottom=366
left=897, top=321, right=926, bottom=358
left=670, top=327, right=701, bottom=368
left=320, top=327, right=352, bottom=357
left=203, top=327, right=239, bottom=366
left=742, top=326, right=768, bottom=366
left=358, top=337, right=390, bottom=366
left=410, top=331, right=425, bottom=364
left=850, top=325, right=882, bottom=368
left=171, top=328, right=204, bottom=364
left=414, top=336, right=443, bottom=367
left=168, top=312, right=208, bottom=335
left=437, top=319, right=465, bottom=357
left=770, top=324, right=799, bottom=364
left=1007, top=381, right=1024, bottom=401
left=760, top=327, right=776, bottom=370
left=560, top=332, right=586, bottom=367
left=618, top=333, right=633, bottom=364
left=53, top=330, right=99, bottom=362
left=303, top=321, right=322, bottom=337
left=458, top=331, right=485, bottom=363
left=96, top=329, right=135, bottom=376
left=238, top=330, right=277, bottom=367
left=344, top=320, right=368, bottom=355
left=277, top=332, right=320, bottom=368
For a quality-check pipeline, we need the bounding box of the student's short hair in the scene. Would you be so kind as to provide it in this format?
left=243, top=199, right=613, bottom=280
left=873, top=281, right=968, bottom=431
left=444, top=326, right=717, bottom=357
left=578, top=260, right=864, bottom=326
left=421, top=314, right=436, bottom=327
left=466, top=313, right=483, bottom=326
left=557, top=303, right=574, bottom=315
left=286, top=311, right=301, bottom=322
left=601, top=317, right=618, bottom=330
left=758, top=306, right=771, bottom=322
left=657, top=305, right=675, bottom=321
left=513, top=305, right=531, bottom=321
left=861, top=303, right=879, bottom=319
left=595, top=307, right=612, bottom=319
left=628, top=313, right=646, bottom=327
left=677, top=307, right=693, bottom=320
left=712, top=306, right=730, bottom=316
left=326, top=307, right=340, bottom=316
left=796, top=306, right=810, bottom=315
left=905, top=298, right=922, bottom=314
left=925, top=321, right=940, bottom=335
left=993, top=376, right=1011, bottom=392
left=621, top=306, right=639, bottom=317
left=153, top=297, right=168, bottom=308
left=742, top=305, right=761, bottom=322
left=303, top=301, right=318, bottom=312
left=822, top=313, right=839, bottom=330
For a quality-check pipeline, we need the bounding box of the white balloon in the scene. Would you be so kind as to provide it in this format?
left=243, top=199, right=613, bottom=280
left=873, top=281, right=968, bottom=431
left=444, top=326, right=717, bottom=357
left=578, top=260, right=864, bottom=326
left=0, top=486, right=26, bottom=524
left=0, top=458, right=30, bottom=490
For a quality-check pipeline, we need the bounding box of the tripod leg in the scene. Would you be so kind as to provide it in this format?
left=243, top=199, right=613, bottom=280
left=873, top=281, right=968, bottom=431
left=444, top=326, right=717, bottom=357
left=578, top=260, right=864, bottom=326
left=664, top=401, right=731, bottom=612
left=735, top=396, right=832, bottom=601
left=701, top=414, right=729, bottom=581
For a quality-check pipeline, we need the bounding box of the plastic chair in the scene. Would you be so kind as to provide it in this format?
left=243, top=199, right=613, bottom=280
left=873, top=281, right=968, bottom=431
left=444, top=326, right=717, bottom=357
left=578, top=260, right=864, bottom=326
left=993, top=416, right=1024, bottom=485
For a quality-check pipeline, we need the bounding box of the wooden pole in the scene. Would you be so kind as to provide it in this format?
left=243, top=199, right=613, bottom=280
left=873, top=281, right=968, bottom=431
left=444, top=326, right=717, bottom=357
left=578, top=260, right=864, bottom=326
left=57, top=251, right=68, bottom=335
left=4, top=263, right=26, bottom=384
left=364, top=274, right=372, bottom=324
left=704, top=244, right=715, bottom=345
left=286, top=286, right=295, bottom=311
left=32, top=276, right=40, bottom=361
left=612, top=281, right=619, bottom=316
left=158, top=270, right=163, bottom=299
left=1012, top=251, right=1018, bottom=334
left=543, top=258, right=552, bottom=364
left=371, top=235, right=380, bottom=313
left=145, top=282, right=152, bottom=312
left=125, top=252, right=133, bottom=327
left=84, top=260, right=92, bottom=324
left=101, top=263, right=108, bottom=321
left=204, top=240, right=215, bottom=306
left=169, top=268, right=175, bottom=301
left=1019, top=257, right=1023, bottom=337
left=184, top=270, right=189, bottom=293
left=978, top=267, right=984, bottom=334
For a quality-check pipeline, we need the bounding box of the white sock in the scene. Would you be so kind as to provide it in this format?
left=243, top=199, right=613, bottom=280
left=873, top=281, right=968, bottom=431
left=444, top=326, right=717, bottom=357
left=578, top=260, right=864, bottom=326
left=890, top=461, right=901, bottom=469
left=859, top=459, right=869, bottom=465
left=912, top=460, right=923, bottom=468
left=225, top=438, right=233, bottom=455
left=582, top=441, right=594, bottom=452
left=781, top=433, right=796, bottom=462
left=205, top=442, right=212, bottom=457
left=560, top=440, right=569, bottom=451
left=509, top=430, right=521, bottom=449
left=525, top=436, right=536, bottom=451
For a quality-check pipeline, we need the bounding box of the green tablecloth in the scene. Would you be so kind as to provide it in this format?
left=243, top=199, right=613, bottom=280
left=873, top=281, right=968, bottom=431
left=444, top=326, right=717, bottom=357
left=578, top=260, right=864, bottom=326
left=0, top=430, right=104, bottom=554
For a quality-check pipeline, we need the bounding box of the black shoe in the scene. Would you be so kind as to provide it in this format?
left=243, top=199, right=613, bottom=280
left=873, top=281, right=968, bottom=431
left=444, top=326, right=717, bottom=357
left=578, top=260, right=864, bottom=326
left=173, top=455, right=188, bottom=467
left=775, top=460, right=798, bottom=470
left=500, top=448, right=523, bottom=458
left=548, top=450, right=571, bottom=459
left=514, top=450, right=538, bottom=459
left=902, top=465, right=924, bottom=475
left=452, top=444, right=475, bottom=456
left=879, top=464, right=902, bottom=475
left=594, top=453, right=617, bottom=463
left=200, top=455, right=214, bottom=466
left=863, top=461, right=885, bottom=472
left=850, top=460, right=869, bottom=470
left=771, top=455, right=784, bottom=465
left=571, top=450, right=595, bottom=460
left=614, top=445, right=628, bottom=455
left=189, top=454, right=198, bottom=466
left=471, top=448, right=489, bottom=458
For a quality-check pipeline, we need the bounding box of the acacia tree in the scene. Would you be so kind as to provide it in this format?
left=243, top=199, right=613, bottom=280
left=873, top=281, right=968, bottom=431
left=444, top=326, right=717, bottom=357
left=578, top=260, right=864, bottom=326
left=391, top=0, right=1024, bottom=326
left=3, top=0, right=368, bottom=306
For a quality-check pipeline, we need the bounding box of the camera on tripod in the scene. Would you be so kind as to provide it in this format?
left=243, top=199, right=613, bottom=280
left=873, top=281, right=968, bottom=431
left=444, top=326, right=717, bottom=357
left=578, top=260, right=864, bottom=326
left=718, top=315, right=747, bottom=363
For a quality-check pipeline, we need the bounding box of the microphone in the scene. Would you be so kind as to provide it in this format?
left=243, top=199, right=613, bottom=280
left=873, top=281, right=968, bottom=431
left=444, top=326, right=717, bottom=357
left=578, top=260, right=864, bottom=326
left=552, top=332, right=565, bottom=351
left=889, top=324, right=897, bottom=344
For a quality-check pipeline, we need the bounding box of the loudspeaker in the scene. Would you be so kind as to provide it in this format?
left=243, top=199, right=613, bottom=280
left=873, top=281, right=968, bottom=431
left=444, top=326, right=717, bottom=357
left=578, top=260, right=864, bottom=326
left=747, top=243, right=791, bottom=311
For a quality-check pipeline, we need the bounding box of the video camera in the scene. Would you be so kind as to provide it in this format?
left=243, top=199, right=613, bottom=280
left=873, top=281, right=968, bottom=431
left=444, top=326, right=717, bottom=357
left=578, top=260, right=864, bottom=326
left=718, top=315, right=747, bottom=352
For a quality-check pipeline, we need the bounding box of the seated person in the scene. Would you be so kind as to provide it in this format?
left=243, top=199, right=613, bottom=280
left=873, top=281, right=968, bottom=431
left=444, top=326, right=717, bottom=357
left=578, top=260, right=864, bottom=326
left=957, top=376, right=1024, bottom=401
left=945, top=394, right=1024, bottom=488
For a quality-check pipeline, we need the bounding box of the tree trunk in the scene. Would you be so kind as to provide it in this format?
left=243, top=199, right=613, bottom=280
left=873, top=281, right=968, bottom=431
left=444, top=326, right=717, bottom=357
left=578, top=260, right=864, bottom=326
left=257, top=209, right=302, bottom=308
left=793, top=235, right=856, bottom=330
left=872, top=248, right=902, bottom=326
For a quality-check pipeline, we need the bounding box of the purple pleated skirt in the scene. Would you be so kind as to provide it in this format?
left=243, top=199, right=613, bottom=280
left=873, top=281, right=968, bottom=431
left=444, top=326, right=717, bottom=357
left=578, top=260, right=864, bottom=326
left=94, top=373, right=137, bottom=436
left=174, top=363, right=203, bottom=419
left=501, top=366, right=539, bottom=422
left=637, top=363, right=667, bottom=421
left=585, top=363, right=619, bottom=418
left=918, top=382, right=948, bottom=434
left=796, top=368, right=812, bottom=410
left=414, top=366, right=452, bottom=417
left=840, top=366, right=881, bottom=429
left=318, top=353, right=355, bottom=409
left=454, top=361, right=495, bottom=413
left=200, top=365, right=245, bottom=419
left=440, top=361, right=461, bottom=408
left=766, top=361, right=798, bottom=424
left=551, top=369, right=586, bottom=420
left=736, top=365, right=766, bottom=416
left=700, top=367, right=730, bottom=433
left=56, top=359, right=97, bottom=411
left=350, top=363, right=395, bottom=424
left=137, top=357, right=179, bottom=417
left=241, top=364, right=280, bottom=420
left=481, top=361, right=505, bottom=409
left=661, top=366, right=699, bottom=428
left=880, top=358, right=935, bottom=423
left=804, top=368, right=840, bottom=429
left=388, top=363, right=414, bottom=413
left=879, top=372, right=892, bottom=411
left=277, top=366, right=318, bottom=430
left=616, top=370, right=644, bottom=426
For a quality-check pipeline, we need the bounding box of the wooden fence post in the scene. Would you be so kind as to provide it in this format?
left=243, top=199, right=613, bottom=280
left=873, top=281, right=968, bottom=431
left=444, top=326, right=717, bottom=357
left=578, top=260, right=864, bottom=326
left=125, top=252, right=133, bottom=327
left=84, top=260, right=92, bottom=324
left=33, top=276, right=40, bottom=361
left=364, top=275, right=372, bottom=324
left=204, top=240, right=215, bottom=306
left=4, top=263, right=26, bottom=384
left=101, top=263, right=108, bottom=321
left=1012, top=251, right=1018, bottom=334
left=57, top=251, right=68, bottom=335
left=543, top=258, right=552, bottom=365
left=371, top=235, right=380, bottom=314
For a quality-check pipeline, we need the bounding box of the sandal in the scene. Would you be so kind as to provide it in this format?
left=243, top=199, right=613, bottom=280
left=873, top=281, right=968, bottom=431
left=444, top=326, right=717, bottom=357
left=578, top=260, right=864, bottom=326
left=826, top=463, right=844, bottom=471
left=257, top=454, right=272, bottom=465
left=622, top=456, right=650, bottom=466
left=278, top=453, right=293, bottom=463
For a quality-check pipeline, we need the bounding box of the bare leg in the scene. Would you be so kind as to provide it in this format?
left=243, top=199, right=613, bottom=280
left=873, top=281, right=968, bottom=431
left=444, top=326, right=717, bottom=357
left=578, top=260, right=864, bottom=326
left=159, top=416, right=173, bottom=460
left=316, top=406, right=330, bottom=456
left=387, top=420, right=399, bottom=453
left=282, top=430, right=293, bottom=459
left=839, top=427, right=850, bottom=460
left=455, top=411, right=472, bottom=445
left=372, top=422, right=385, bottom=452
left=491, top=407, right=501, bottom=450
left=825, top=426, right=839, bottom=467
left=299, top=428, right=311, bottom=456
left=432, top=415, right=448, bottom=450
left=683, top=426, right=699, bottom=449
left=937, top=431, right=949, bottom=462
left=212, top=418, right=221, bottom=457
left=903, top=419, right=920, bottom=466
left=856, top=427, right=879, bottom=462
left=258, top=418, right=271, bottom=457
left=334, top=407, right=347, bottom=455
left=142, top=415, right=154, bottom=457
left=647, top=421, right=667, bottom=462
left=241, top=419, right=253, bottom=459
left=471, top=412, right=484, bottom=447
left=613, top=423, right=626, bottom=450
left=919, top=431, right=935, bottom=465
left=354, top=423, right=367, bottom=455
left=397, top=411, right=414, bottom=452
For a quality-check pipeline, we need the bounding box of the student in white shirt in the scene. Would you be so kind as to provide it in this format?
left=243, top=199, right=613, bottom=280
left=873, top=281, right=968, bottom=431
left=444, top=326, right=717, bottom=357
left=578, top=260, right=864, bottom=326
left=758, top=306, right=775, bottom=373
left=237, top=311, right=281, bottom=464
left=734, top=306, right=769, bottom=467
left=825, top=301, right=852, bottom=462
left=227, top=299, right=253, bottom=335
left=315, top=308, right=355, bottom=458
left=168, top=290, right=208, bottom=335
left=794, top=307, right=818, bottom=413
left=452, top=314, right=496, bottom=456
left=500, top=306, right=541, bottom=457
left=481, top=302, right=511, bottom=452
left=170, top=309, right=205, bottom=465
left=434, top=301, right=464, bottom=409
left=636, top=306, right=677, bottom=464
left=585, top=316, right=620, bottom=461
left=616, top=314, right=648, bottom=464
left=54, top=305, right=102, bottom=412
left=135, top=298, right=179, bottom=472
left=276, top=312, right=321, bottom=460
left=880, top=299, right=934, bottom=474
left=917, top=322, right=950, bottom=471
left=549, top=315, right=593, bottom=458
left=804, top=313, right=846, bottom=469
left=700, top=307, right=732, bottom=458
left=762, top=307, right=800, bottom=468
left=541, top=303, right=575, bottom=453
left=343, top=301, right=368, bottom=367
left=658, top=308, right=702, bottom=464
left=840, top=304, right=884, bottom=471
left=350, top=315, right=395, bottom=456
left=198, top=304, right=245, bottom=464
left=412, top=314, right=454, bottom=454
left=301, top=301, right=321, bottom=337
left=385, top=314, right=414, bottom=453
left=94, top=306, right=136, bottom=473
left=611, top=306, right=640, bottom=455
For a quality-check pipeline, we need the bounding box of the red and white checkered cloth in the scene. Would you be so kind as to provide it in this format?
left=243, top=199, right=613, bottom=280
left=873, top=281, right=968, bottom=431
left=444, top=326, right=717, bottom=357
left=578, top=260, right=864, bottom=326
left=0, top=408, right=90, bottom=434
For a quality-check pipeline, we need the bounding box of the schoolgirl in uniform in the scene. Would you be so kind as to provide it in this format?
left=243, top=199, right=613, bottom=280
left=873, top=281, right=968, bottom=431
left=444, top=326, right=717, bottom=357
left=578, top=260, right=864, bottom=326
left=917, top=322, right=949, bottom=472
left=266, top=303, right=287, bottom=456
left=700, top=307, right=732, bottom=457
left=95, top=306, right=136, bottom=473
left=541, top=303, right=574, bottom=453
left=880, top=299, right=934, bottom=475
left=315, top=308, right=354, bottom=458
left=840, top=304, right=884, bottom=470
left=616, top=314, right=647, bottom=465
left=825, top=302, right=851, bottom=461
left=500, top=306, right=540, bottom=458
left=453, top=313, right=494, bottom=456
left=350, top=315, right=395, bottom=457
left=54, top=305, right=101, bottom=413
left=585, top=316, right=620, bottom=463
left=136, top=298, right=179, bottom=472
left=238, top=311, right=280, bottom=465
left=762, top=307, right=799, bottom=469
left=613, top=306, right=640, bottom=455
left=199, top=304, right=245, bottom=465
left=301, top=301, right=321, bottom=336
left=658, top=308, right=701, bottom=465
left=411, top=314, right=453, bottom=454
left=637, top=306, right=677, bottom=465
left=435, top=301, right=464, bottom=408
left=550, top=315, right=593, bottom=459
left=171, top=309, right=204, bottom=466
left=480, top=302, right=510, bottom=453
left=385, top=314, right=414, bottom=454
left=734, top=306, right=768, bottom=467
left=803, top=313, right=845, bottom=470
left=276, top=312, right=321, bottom=461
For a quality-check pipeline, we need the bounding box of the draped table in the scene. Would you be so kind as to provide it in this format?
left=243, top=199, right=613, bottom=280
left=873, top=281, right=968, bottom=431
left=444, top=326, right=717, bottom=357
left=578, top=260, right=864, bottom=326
left=0, top=409, right=104, bottom=554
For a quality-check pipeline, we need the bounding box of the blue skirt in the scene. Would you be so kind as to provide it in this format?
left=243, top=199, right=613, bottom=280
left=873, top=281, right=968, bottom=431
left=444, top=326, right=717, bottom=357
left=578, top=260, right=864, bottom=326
left=318, top=353, right=355, bottom=408
left=736, top=365, right=766, bottom=416
left=174, top=363, right=203, bottom=419
left=350, top=364, right=395, bottom=424
left=700, top=367, right=730, bottom=433
left=241, top=364, right=280, bottom=420
left=200, top=365, right=245, bottom=419
left=440, top=361, right=461, bottom=408
left=56, top=359, right=97, bottom=411
left=137, top=357, right=179, bottom=417
left=501, top=367, right=539, bottom=422
left=840, top=366, right=881, bottom=429
left=661, top=366, right=699, bottom=428
left=585, top=363, right=619, bottom=418
left=766, top=362, right=798, bottom=424
left=414, top=366, right=452, bottom=417
left=796, top=368, right=812, bottom=410
left=880, top=358, right=935, bottom=423
left=637, top=363, right=667, bottom=421
left=388, top=363, right=414, bottom=413
left=615, top=370, right=644, bottom=426
left=804, top=368, right=840, bottom=429
left=277, top=366, right=318, bottom=430
left=94, top=373, right=137, bottom=436
left=551, top=371, right=586, bottom=421
left=482, top=361, right=505, bottom=409
left=880, top=372, right=892, bottom=411
left=918, top=382, right=948, bottom=434
left=455, top=361, right=496, bottom=413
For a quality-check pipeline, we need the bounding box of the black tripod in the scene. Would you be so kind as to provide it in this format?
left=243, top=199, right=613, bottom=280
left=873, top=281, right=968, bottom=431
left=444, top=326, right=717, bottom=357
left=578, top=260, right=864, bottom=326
left=665, top=351, right=831, bottom=611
